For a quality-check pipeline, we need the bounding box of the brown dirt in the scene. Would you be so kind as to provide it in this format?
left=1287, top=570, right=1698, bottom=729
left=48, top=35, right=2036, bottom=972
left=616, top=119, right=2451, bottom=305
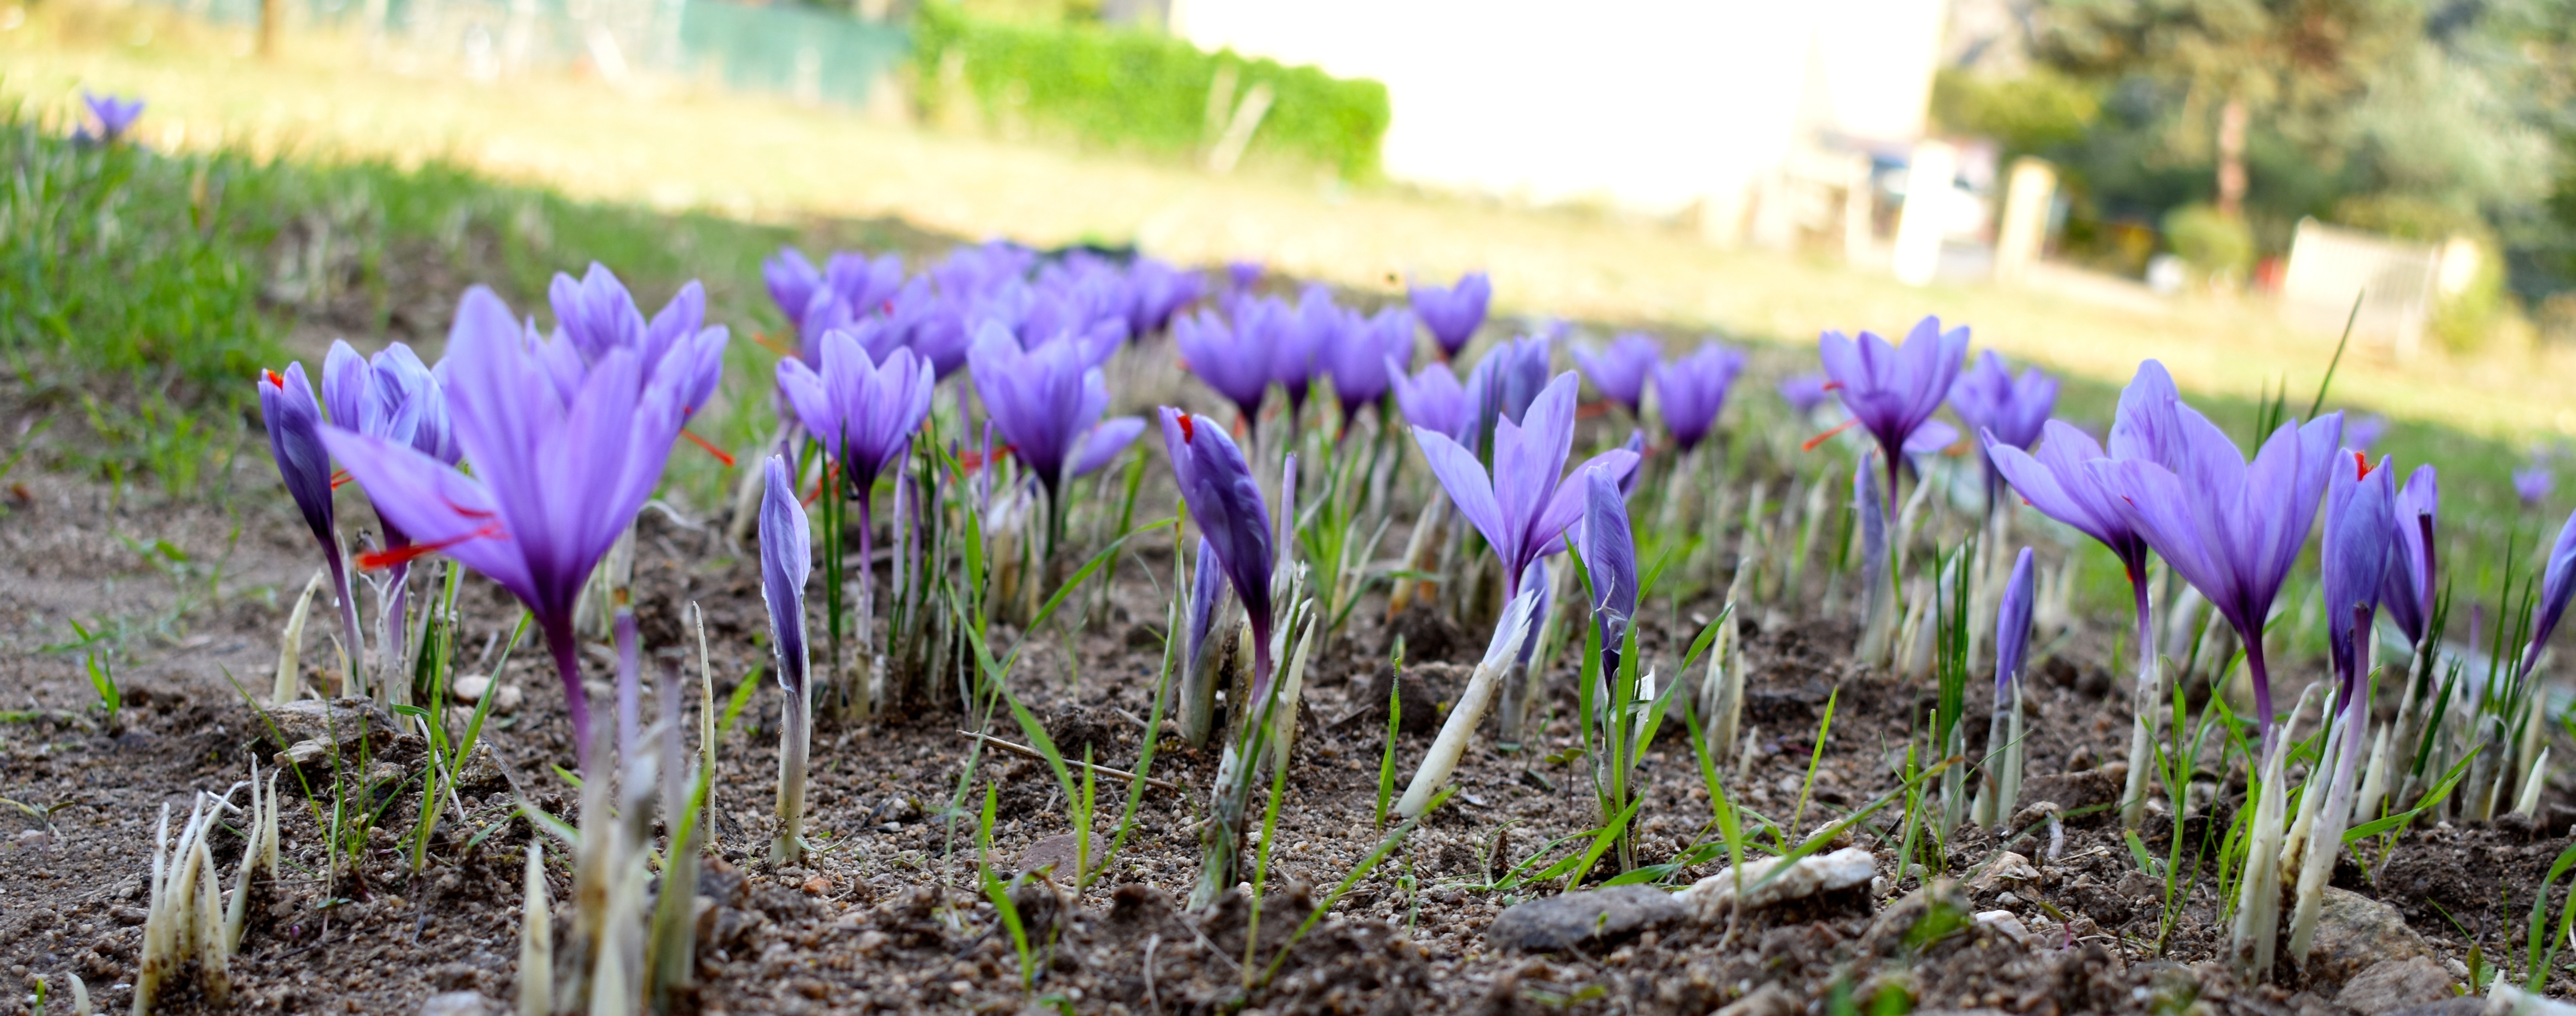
left=2, top=434, right=2573, bottom=1016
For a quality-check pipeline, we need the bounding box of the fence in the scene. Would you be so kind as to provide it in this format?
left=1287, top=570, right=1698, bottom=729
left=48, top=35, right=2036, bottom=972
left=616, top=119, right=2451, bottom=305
left=148, top=0, right=910, bottom=109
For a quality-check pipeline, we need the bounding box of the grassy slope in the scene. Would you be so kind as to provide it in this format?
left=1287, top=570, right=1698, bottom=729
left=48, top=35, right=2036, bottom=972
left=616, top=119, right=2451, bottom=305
left=0, top=0, right=2554, bottom=626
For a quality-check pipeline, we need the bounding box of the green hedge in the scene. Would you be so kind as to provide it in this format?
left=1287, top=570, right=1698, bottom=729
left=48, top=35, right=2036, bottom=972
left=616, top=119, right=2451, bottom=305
left=911, top=4, right=1389, bottom=181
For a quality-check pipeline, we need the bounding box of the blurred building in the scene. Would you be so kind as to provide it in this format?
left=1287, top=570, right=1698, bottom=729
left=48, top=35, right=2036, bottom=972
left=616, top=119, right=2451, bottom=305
left=1170, top=0, right=1950, bottom=241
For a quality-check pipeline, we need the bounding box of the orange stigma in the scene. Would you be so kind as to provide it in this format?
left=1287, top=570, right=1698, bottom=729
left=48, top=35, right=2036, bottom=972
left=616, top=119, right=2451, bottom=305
left=355, top=522, right=502, bottom=571
left=2354, top=451, right=2372, bottom=480
left=681, top=429, right=736, bottom=467
left=263, top=369, right=284, bottom=388
left=1801, top=419, right=1857, bottom=452
left=330, top=469, right=352, bottom=490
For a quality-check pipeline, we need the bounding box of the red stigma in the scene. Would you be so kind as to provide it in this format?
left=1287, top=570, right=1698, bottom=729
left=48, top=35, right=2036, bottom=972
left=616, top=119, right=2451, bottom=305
left=329, top=469, right=352, bottom=490
left=263, top=369, right=284, bottom=388
left=1176, top=413, right=1197, bottom=442
left=1822, top=381, right=1842, bottom=391
left=1575, top=402, right=1611, bottom=420
left=681, top=428, right=736, bottom=467
left=750, top=332, right=799, bottom=358
left=1801, top=419, right=1857, bottom=452
left=355, top=522, right=502, bottom=571
left=2353, top=451, right=2371, bottom=480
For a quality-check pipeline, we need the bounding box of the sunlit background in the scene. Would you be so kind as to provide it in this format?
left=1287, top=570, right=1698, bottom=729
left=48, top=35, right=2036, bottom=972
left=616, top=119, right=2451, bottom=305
left=5, top=0, right=2574, bottom=508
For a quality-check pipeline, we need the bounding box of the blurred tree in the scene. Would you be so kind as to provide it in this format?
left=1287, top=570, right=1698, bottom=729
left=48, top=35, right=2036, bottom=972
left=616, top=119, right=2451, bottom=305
left=2034, top=0, right=2420, bottom=219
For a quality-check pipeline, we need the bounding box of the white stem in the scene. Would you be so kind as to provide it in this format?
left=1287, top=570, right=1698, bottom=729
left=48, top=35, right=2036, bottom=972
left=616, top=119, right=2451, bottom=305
left=1395, top=587, right=1537, bottom=817
left=273, top=571, right=324, bottom=706
left=2234, top=741, right=2291, bottom=983
left=519, top=843, right=553, bottom=1016
left=2515, top=748, right=2551, bottom=818
left=2291, top=685, right=2369, bottom=963
left=2353, top=724, right=2395, bottom=826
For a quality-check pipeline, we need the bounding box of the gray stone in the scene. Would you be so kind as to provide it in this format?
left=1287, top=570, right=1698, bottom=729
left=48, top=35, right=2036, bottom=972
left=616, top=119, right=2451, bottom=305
left=1015, top=834, right=1083, bottom=880
left=2336, top=958, right=2456, bottom=1015
left=1712, top=984, right=1801, bottom=1016
left=420, top=991, right=498, bottom=1016
left=2382, top=1000, right=2483, bottom=1016
left=1485, top=885, right=1683, bottom=952
left=264, top=697, right=401, bottom=749
left=2307, top=888, right=2435, bottom=990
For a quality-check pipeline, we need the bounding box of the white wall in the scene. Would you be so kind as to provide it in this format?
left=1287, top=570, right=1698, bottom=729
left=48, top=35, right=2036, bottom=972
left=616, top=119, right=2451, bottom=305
left=1173, top=0, right=1947, bottom=216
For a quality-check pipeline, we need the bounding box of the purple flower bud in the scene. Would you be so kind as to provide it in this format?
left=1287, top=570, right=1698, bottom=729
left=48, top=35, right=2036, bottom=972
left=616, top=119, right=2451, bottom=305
left=81, top=90, right=143, bottom=143
left=2323, top=452, right=2395, bottom=691
left=2521, top=506, right=2576, bottom=680
left=1387, top=359, right=1469, bottom=443
left=1651, top=343, right=1749, bottom=454
left=762, top=247, right=823, bottom=331
left=1581, top=468, right=1637, bottom=659
left=759, top=455, right=812, bottom=699
left=1410, top=271, right=1491, bottom=358
left=2381, top=464, right=2438, bottom=646
left=1325, top=307, right=1416, bottom=427
left=1184, top=536, right=1227, bottom=680
left=259, top=362, right=336, bottom=562
left=1572, top=334, right=1660, bottom=414
left=2517, top=459, right=2553, bottom=509
left=1174, top=307, right=1273, bottom=426
left=1995, top=547, right=2035, bottom=693
left=1161, top=408, right=1276, bottom=683
left=1949, top=351, right=2058, bottom=455
left=1777, top=373, right=1829, bottom=416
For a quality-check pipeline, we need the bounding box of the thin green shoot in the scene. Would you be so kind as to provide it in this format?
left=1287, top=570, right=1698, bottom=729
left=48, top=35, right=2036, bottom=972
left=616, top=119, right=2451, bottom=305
left=1377, top=639, right=1404, bottom=829
left=1791, top=687, right=1840, bottom=835
left=975, top=782, right=1036, bottom=989
left=2524, top=840, right=2576, bottom=992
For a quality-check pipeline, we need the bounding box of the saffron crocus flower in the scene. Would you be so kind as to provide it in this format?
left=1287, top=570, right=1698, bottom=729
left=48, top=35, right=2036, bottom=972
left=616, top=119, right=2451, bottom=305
left=546, top=264, right=727, bottom=419
left=1226, top=260, right=1264, bottom=292
left=1173, top=307, right=1274, bottom=428
left=1949, top=351, right=2058, bottom=504
left=2518, top=506, right=2576, bottom=681
left=2517, top=458, right=2553, bottom=509
left=1387, top=359, right=1469, bottom=443
left=762, top=248, right=823, bottom=332
left=320, top=286, right=697, bottom=753
left=81, top=90, right=144, bottom=143
left=2090, top=403, right=2342, bottom=745
left=776, top=334, right=935, bottom=496
left=1580, top=468, right=1637, bottom=674
left=1410, top=271, right=1491, bottom=359
left=1177, top=537, right=1231, bottom=747
left=1160, top=409, right=1276, bottom=689
left=1463, top=334, right=1551, bottom=449
left=1325, top=307, right=1415, bottom=430
left=1975, top=546, right=2036, bottom=827
left=1819, top=316, right=1971, bottom=508
left=1125, top=258, right=1204, bottom=337
left=2381, top=465, right=2439, bottom=647
left=2322, top=453, right=2396, bottom=686
left=322, top=339, right=456, bottom=671
left=2287, top=449, right=2393, bottom=964
left=1572, top=334, right=1660, bottom=415
left=969, top=324, right=1141, bottom=536
left=1650, top=343, right=1748, bottom=454
left=260, top=361, right=368, bottom=696
left=1413, top=373, right=1640, bottom=602
left=1277, top=285, right=1347, bottom=419
left=756, top=455, right=815, bottom=864
left=1778, top=373, right=1829, bottom=417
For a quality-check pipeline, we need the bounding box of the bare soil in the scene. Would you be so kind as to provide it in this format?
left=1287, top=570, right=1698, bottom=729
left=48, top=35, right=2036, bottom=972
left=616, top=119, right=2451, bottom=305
left=1, top=443, right=2571, bottom=1016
